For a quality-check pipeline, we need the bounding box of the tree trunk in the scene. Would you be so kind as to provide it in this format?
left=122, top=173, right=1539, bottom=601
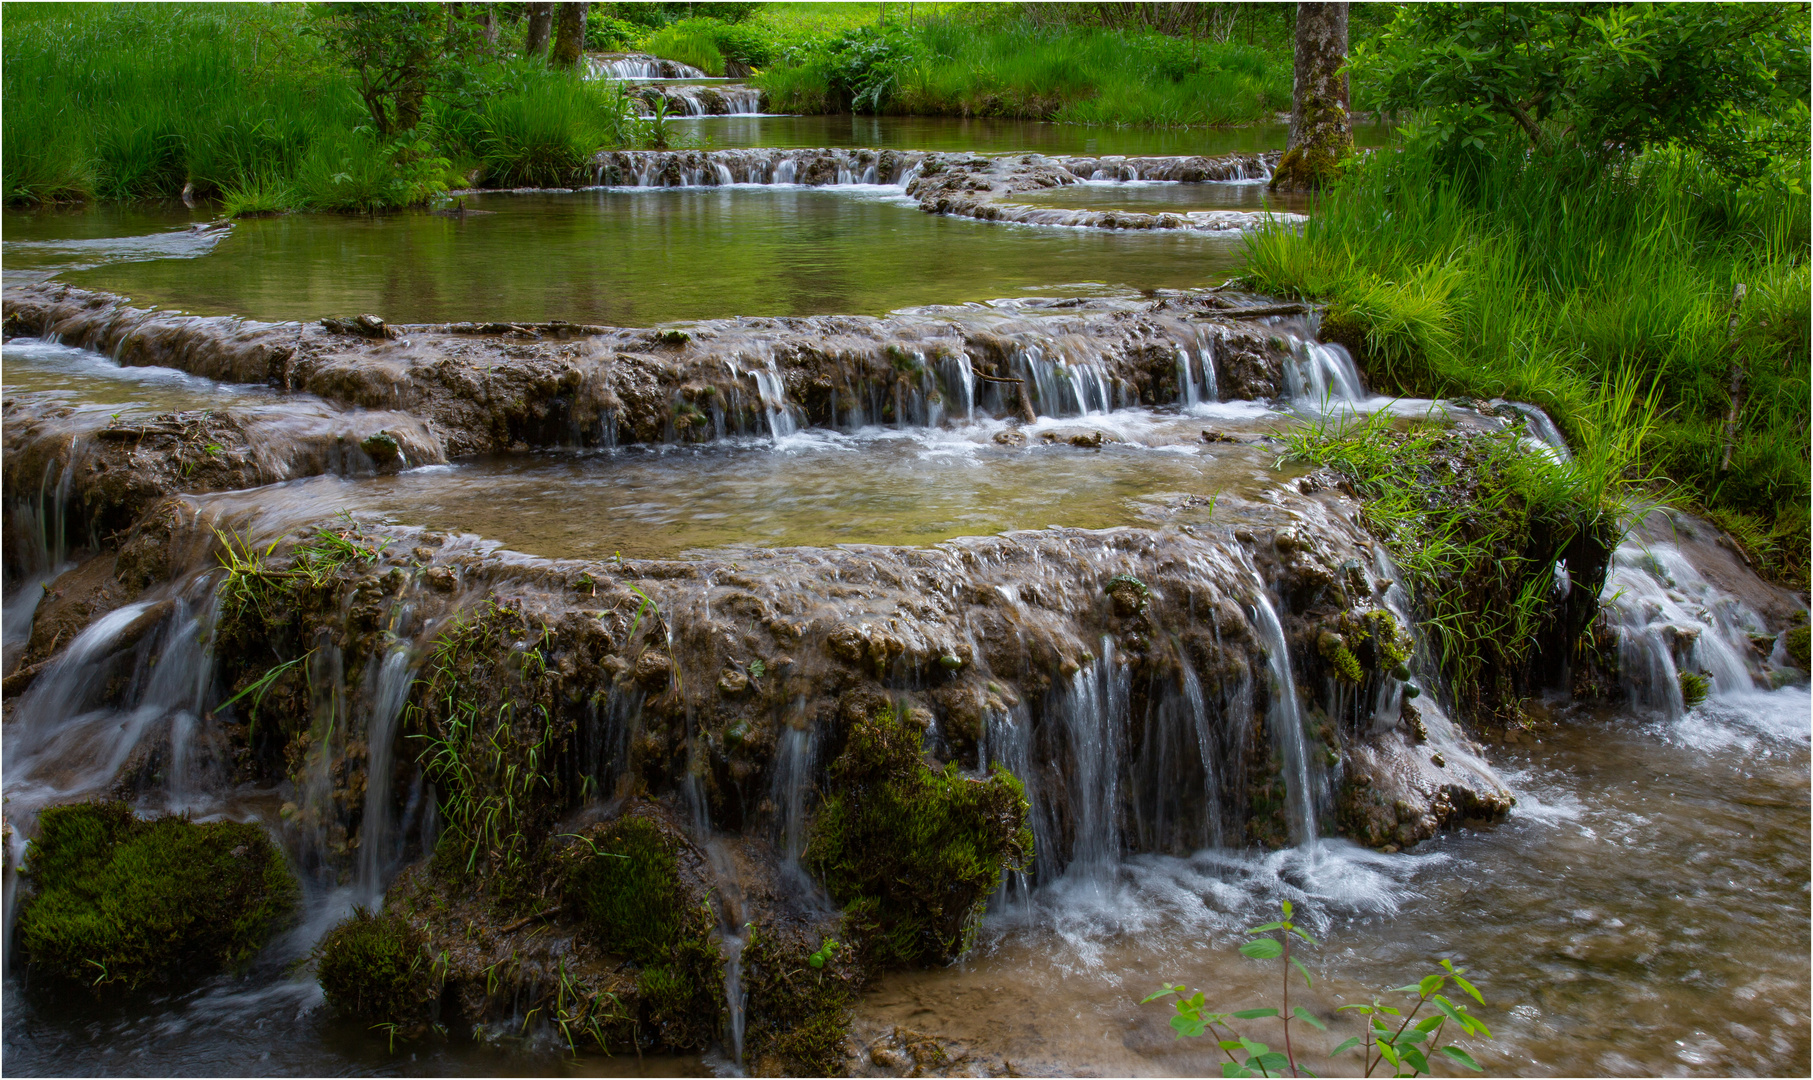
left=1269, top=2, right=1352, bottom=193
left=481, top=5, right=500, bottom=45
left=551, top=3, right=588, bottom=68
left=524, top=3, right=554, bottom=57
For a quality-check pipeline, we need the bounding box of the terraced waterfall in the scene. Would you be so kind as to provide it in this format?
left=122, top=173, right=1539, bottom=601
left=2, top=138, right=1806, bottom=1077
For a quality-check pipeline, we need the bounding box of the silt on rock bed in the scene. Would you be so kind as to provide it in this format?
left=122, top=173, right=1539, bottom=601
left=1, top=143, right=1807, bottom=1079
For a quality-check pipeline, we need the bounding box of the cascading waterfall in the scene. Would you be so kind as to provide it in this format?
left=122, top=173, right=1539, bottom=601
left=1282, top=337, right=1367, bottom=408
left=1249, top=593, right=1320, bottom=845
left=356, top=646, right=417, bottom=901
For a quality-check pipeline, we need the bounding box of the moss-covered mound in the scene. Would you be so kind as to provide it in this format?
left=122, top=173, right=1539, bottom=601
left=807, top=707, right=1033, bottom=968
left=17, top=802, right=298, bottom=994
left=316, top=908, right=435, bottom=1029
left=565, top=808, right=722, bottom=1050
left=742, top=927, right=862, bottom=1076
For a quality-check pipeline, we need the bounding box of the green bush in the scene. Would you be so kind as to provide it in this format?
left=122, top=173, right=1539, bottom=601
left=316, top=908, right=435, bottom=1027
left=806, top=706, right=1032, bottom=968
left=476, top=72, right=622, bottom=188
left=17, top=802, right=299, bottom=995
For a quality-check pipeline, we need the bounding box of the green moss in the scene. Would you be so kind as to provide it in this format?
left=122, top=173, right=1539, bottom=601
left=742, top=927, right=860, bottom=1077
left=1678, top=670, right=1711, bottom=709
left=568, top=816, right=697, bottom=964
left=316, top=907, right=434, bottom=1027
left=565, top=810, right=722, bottom=1050
left=1785, top=625, right=1810, bottom=669
left=17, top=802, right=298, bottom=995
left=1318, top=631, right=1366, bottom=684
left=806, top=706, right=1032, bottom=968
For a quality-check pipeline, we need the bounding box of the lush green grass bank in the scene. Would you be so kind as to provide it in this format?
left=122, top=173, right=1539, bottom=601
left=1245, top=144, right=1811, bottom=580
left=1, top=3, right=640, bottom=211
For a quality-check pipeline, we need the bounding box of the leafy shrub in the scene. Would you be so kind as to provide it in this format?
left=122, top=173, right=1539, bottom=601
left=806, top=706, right=1032, bottom=967
left=17, top=802, right=299, bottom=995
left=316, top=907, right=435, bottom=1027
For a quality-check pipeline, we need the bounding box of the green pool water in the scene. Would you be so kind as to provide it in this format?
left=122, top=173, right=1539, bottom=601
left=17, top=186, right=1249, bottom=327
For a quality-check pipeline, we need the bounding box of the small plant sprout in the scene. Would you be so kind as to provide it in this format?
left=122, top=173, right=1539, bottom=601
left=807, top=938, right=840, bottom=969
left=1146, top=903, right=1492, bottom=1078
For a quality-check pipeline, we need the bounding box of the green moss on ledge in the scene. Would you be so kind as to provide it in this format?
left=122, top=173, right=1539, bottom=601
left=17, top=802, right=298, bottom=995
left=807, top=706, right=1033, bottom=968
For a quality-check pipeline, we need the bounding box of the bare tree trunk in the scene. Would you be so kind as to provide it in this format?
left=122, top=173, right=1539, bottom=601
left=551, top=2, right=588, bottom=68
left=1269, top=2, right=1352, bottom=192
left=524, top=2, right=554, bottom=57
left=481, top=4, right=500, bottom=45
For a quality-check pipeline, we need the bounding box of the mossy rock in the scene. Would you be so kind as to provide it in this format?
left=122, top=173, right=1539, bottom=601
left=742, top=926, right=861, bottom=1077
left=316, top=908, right=435, bottom=1030
left=563, top=806, right=722, bottom=1050
left=806, top=706, right=1032, bottom=968
left=1785, top=625, right=1810, bottom=669
left=17, top=802, right=298, bottom=995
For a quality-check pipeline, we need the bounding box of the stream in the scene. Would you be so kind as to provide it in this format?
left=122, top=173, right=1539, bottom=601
left=1, top=119, right=1807, bottom=1078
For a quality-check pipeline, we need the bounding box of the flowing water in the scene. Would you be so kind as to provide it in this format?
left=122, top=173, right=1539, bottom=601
left=2, top=129, right=1807, bottom=1080
left=666, top=115, right=1394, bottom=157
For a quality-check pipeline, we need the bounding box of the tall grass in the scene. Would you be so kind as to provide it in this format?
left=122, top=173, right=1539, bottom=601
left=755, top=15, right=1291, bottom=125
left=1245, top=141, right=1811, bottom=579
left=3, top=4, right=641, bottom=211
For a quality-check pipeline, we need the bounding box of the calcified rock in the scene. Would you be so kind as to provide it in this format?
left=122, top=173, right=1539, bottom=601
left=4, top=283, right=1297, bottom=461
left=586, top=147, right=1294, bottom=232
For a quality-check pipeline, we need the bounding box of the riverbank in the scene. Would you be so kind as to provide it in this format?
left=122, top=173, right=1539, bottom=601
left=1244, top=141, right=1812, bottom=586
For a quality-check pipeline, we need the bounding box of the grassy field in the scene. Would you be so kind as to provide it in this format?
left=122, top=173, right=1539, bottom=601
left=1, top=3, right=639, bottom=211
left=751, top=8, right=1295, bottom=124
left=1244, top=142, right=1811, bottom=580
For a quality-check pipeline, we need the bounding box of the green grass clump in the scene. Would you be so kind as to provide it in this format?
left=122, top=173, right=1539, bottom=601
left=740, top=927, right=859, bottom=1076
left=1286, top=409, right=1636, bottom=719
left=806, top=706, right=1032, bottom=968
left=315, top=908, right=434, bottom=1027
left=644, top=19, right=728, bottom=75
left=17, top=802, right=298, bottom=995
left=1245, top=138, right=1810, bottom=583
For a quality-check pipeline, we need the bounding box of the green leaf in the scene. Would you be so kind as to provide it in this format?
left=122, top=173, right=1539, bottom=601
left=1240, top=938, right=1284, bottom=960
left=1171, top=1014, right=1208, bottom=1039
left=1415, top=1015, right=1445, bottom=1034
left=1450, top=973, right=1485, bottom=1005
left=1254, top=1051, right=1290, bottom=1073
left=1400, top=1025, right=1431, bottom=1045
left=1387, top=984, right=1422, bottom=994
left=1331, top=1037, right=1364, bottom=1056
left=1141, top=985, right=1186, bottom=1004
left=1247, top=921, right=1286, bottom=933
left=1437, top=1045, right=1484, bottom=1071
left=1219, top=1063, right=1252, bottom=1078
left=1403, top=1047, right=1431, bottom=1073
left=1418, top=974, right=1445, bottom=996
left=1281, top=900, right=1293, bottom=917
left=1289, top=925, right=1317, bottom=944
left=1231, top=1008, right=1280, bottom=1020
left=1336, top=1004, right=1373, bottom=1014
left=1291, top=1006, right=1327, bottom=1031
left=1291, top=956, right=1315, bottom=988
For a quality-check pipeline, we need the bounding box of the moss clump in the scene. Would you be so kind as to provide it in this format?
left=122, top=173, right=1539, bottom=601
left=1318, top=631, right=1366, bottom=684
left=17, top=802, right=298, bottom=995
left=1678, top=670, right=1711, bottom=709
left=316, top=908, right=434, bottom=1028
left=742, top=927, right=860, bottom=1077
left=565, top=810, right=721, bottom=1050
left=1785, top=625, right=1810, bottom=669
left=807, top=706, right=1033, bottom=968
